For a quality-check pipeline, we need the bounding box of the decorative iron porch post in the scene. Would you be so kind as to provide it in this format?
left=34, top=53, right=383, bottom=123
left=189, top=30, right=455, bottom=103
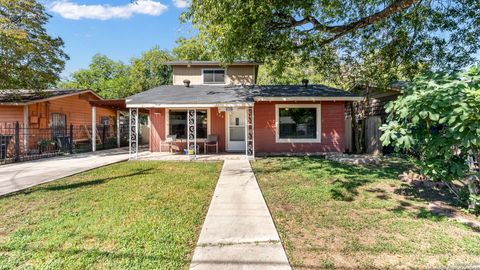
left=246, top=106, right=255, bottom=159
left=129, top=108, right=139, bottom=159
left=187, top=109, right=197, bottom=160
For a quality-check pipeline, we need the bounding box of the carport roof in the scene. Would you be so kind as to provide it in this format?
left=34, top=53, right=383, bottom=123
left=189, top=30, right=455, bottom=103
left=126, top=84, right=362, bottom=108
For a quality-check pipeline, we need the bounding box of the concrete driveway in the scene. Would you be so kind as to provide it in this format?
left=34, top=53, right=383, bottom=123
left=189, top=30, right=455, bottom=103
left=0, top=148, right=131, bottom=196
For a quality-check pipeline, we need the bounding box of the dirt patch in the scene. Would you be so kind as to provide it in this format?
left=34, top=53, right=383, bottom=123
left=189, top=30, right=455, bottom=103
left=428, top=201, right=480, bottom=231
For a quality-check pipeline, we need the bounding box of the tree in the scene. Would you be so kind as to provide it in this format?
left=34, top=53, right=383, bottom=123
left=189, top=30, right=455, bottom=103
left=60, top=54, right=131, bottom=99
left=173, top=36, right=217, bottom=61
left=257, top=56, right=325, bottom=85
left=380, top=66, right=480, bottom=212
left=185, top=0, right=480, bottom=81
left=130, top=46, right=172, bottom=92
left=59, top=48, right=173, bottom=98
left=0, top=0, right=68, bottom=89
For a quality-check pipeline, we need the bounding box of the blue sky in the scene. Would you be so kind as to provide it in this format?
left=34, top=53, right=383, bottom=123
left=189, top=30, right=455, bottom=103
left=43, top=0, right=192, bottom=78
left=42, top=1, right=479, bottom=79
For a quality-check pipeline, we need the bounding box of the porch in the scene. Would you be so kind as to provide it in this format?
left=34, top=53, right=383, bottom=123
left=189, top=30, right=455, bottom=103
left=136, top=151, right=247, bottom=161
left=127, top=106, right=255, bottom=160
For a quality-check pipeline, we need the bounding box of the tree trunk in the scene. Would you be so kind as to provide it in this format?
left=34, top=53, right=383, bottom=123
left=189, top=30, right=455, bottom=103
left=466, top=174, right=480, bottom=211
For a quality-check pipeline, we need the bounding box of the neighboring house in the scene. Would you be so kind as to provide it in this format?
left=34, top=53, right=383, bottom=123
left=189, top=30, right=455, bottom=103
left=345, top=83, right=402, bottom=154
left=0, top=89, right=117, bottom=159
left=126, top=61, right=362, bottom=157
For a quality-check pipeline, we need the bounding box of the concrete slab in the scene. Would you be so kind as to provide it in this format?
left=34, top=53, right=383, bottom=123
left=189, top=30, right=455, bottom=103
left=0, top=148, right=130, bottom=196
left=137, top=151, right=247, bottom=161
left=190, top=160, right=291, bottom=270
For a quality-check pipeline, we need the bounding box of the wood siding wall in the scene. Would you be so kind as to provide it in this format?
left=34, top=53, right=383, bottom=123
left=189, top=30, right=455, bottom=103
left=172, top=65, right=256, bottom=85
left=0, top=106, right=24, bottom=124
left=1, top=93, right=115, bottom=128
left=25, top=93, right=115, bottom=129
left=254, top=101, right=346, bottom=153
left=365, top=116, right=383, bottom=155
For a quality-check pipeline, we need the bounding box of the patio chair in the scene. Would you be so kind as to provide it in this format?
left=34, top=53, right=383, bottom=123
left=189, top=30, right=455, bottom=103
left=204, top=134, right=219, bottom=154
left=161, top=135, right=177, bottom=153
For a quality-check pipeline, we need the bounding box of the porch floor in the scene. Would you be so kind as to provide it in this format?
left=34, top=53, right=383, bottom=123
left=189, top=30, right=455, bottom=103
left=136, top=151, right=248, bottom=161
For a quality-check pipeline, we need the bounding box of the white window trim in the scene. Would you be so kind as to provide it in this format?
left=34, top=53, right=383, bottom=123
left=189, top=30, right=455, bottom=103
left=201, top=68, right=228, bottom=85
left=165, top=108, right=211, bottom=140
left=275, top=104, right=322, bottom=143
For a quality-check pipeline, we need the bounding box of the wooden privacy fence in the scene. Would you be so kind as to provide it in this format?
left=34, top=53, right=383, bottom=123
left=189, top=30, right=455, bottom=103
left=0, top=122, right=126, bottom=165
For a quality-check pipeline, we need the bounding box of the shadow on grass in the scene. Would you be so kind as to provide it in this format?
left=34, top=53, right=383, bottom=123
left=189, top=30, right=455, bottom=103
left=256, top=156, right=412, bottom=201
left=388, top=183, right=480, bottom=232
left=395, top=182, right=457, bottom=205
left=315, top=158, right=409, bottom=201
left=1, top=168, right=154, bottom=199
left=41, top=168, right=154, bottom=192
left=0, top=244, right=187, bottom=265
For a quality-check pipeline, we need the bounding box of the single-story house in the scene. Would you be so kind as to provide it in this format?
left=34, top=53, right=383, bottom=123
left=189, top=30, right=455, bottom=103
left=0, top=89, right=118, bottom=158
left=126, top=61, right=363, bottom=158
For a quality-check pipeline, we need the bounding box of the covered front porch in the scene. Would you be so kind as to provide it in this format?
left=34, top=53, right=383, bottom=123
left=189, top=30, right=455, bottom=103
left=127, top=105, right=255, bottom=160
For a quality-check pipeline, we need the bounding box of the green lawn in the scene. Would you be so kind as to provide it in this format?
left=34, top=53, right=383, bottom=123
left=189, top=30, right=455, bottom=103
left=252, top=157, right=480, bottom=269
left=0, top=161, right=222, bottom=270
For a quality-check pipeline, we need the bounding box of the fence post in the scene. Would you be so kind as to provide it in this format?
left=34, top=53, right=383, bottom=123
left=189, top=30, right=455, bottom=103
left=102, top=125, right=106, bottom=149
left=14, top=121, right=20, bottom=162
left=69, top=124, right=73, bottom=154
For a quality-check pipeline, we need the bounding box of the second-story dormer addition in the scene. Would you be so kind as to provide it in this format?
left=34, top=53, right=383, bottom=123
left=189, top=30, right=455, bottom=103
left=164, top=61, right=260, bottom=86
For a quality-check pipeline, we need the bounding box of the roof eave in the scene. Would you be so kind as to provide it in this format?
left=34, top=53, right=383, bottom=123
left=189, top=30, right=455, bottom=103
left=126, top=102, right=255, bottom=108
left=0, top=89, right=102, bottom=105
left=253, top=96, right=364, bottom=102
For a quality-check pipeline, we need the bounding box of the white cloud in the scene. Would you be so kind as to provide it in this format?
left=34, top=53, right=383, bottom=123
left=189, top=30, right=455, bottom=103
left=49, top=0, right=168, bottom=20
left=172, top=0, right=189, bottom=8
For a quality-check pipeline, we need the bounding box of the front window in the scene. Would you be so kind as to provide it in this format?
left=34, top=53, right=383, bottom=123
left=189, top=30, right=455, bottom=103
left=169, top=110, right=207, bottom=139
left=276, top=105, right=321, bottom=142
left=203, top=69, right=225, bottom=84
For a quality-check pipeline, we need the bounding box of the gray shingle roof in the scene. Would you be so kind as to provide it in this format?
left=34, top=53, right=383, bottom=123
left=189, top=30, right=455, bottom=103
left=126, top=84, right=361, bottom=106
left=126, top=85, right=253, bottom=105
left=0, top=89, right=92, bottom=104
left=252, top=84, right=360, bottom=98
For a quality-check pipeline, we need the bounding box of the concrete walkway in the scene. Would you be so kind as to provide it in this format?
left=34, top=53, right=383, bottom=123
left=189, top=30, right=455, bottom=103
left=0, top=148, right=130, bottom=196
left=190, top=160, right=291, bottom=270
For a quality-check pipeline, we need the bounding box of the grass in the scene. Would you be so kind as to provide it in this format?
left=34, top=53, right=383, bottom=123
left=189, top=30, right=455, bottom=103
left=0, top=161, right=222, bottom=270
left=252, top=157, right=480, bottom=269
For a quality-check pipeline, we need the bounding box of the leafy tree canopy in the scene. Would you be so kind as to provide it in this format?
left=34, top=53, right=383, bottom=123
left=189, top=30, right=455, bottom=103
left=173, top=36, right=217, bottom=61
left=130, top=46, right=172, bottom=92
left=185, top=0, right=480, bottom=86
left=380, top=66, right=480, bottom=208
left=59, top=48, right=172, bottom=98
left=0, top=0, right=68, bottom=89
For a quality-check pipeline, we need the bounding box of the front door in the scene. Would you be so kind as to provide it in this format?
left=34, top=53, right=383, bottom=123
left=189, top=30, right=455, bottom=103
left=227, top=108, right=246, bottom=152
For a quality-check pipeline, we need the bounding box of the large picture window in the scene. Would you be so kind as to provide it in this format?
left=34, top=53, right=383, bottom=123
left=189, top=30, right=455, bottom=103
left=168, top=110, right=208, bottom=139
left=203, top=69, right=225, bottom=84
left=276, top=105, right=321, bottom=143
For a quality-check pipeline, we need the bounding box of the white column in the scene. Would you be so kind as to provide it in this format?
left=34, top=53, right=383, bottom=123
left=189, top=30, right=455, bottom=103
left=246, top=106, right=255, bottom=160
left=187, top=109, right=197, bottom=160
left=129, top=108, right=139, bottom=159
left=23, top=105, right=29, bottom=151
left=245, top=108, right=248, bottom=157
left=134, top=109, right=138, bottom=158
left=92, top=106, right=96, bottom=152
left=116, top=110, right=121, bottom=148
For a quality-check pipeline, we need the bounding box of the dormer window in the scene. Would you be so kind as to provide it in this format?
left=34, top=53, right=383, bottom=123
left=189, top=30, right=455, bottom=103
left=202, top=69, right=226, bottom=84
